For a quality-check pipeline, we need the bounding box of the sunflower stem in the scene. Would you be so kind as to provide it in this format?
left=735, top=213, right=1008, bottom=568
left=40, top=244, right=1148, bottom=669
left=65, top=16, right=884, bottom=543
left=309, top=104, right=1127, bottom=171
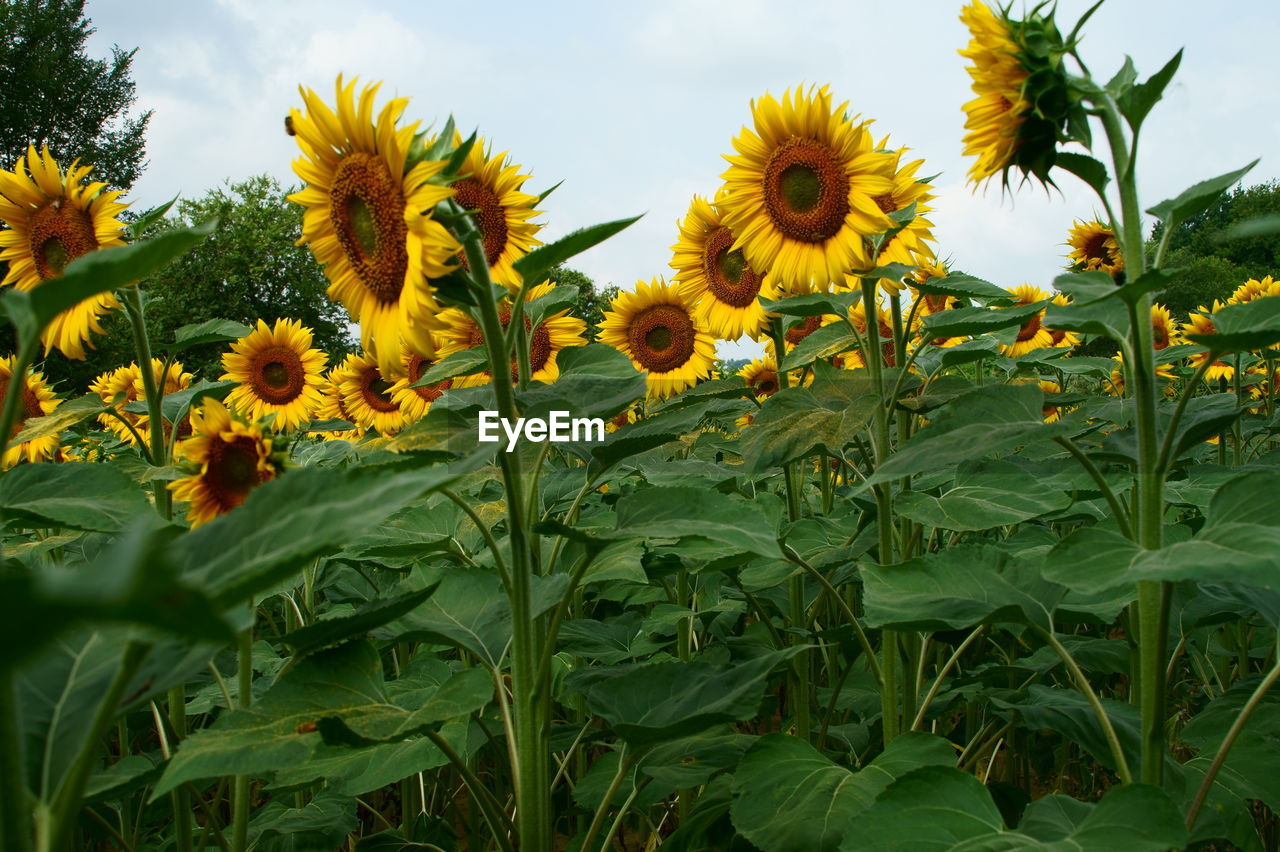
left=231, top=622, right=253, bottom=852
left=121, top=287, right=172, bottom=519
left=0, top=668, right=31, bottom=852
left=452, top=200, right=549, bottom=852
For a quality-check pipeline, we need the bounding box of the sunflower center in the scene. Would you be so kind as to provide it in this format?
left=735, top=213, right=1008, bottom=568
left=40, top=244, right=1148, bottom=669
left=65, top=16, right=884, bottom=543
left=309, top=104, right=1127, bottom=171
left=205, top=436, right=264, bottom=509
left=785, top=315, right=822, bottom=346
left=704, top=227, right=762, bottom=308
left=1016, top=311, right=1043, bottom=342
left=360, top=370, right=401, bottom=413
left=0, top=376, right=42, bottom=438
left=628, top=304, right=696, bottom=374
left=763, top=137, right=851, bottom=243
left=329, top=152, right=409, bottom=304
left=751, top=372, right=779, bottom=397
left=407, top=353, right=452, bottom=402
left=453, top=177, right=508, bottom=268
left=1152, top=321, right=1169, bottom=350
left=250, top=345, right=305, bottom=405
left=872, top=194, right=898, bottom=214
left=1083, top=233, right=1110, bottom=263
left=29, top=202, right=98, bottom=279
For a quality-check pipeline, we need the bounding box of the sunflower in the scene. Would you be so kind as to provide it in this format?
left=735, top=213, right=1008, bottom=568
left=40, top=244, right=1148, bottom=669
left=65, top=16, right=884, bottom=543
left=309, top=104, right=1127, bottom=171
left=1151, top=303, right=1181, bottom=353
left=134, top=359, right=193, bottom=446
left=718, top=85, right=896, bottom=294
left=1229, top=276, right=1280, bottom=305
left=739, top=357, right=781, bottom=398
left=606, top=404, right=641, bottom=433
left=1184, top=303, right=1235, bottom=381
left=0, top=145, right=129, bottom=359
left=1046, top=293, right=1081, bottom=350
left=389, top=344, right=453, bottom=422
left=0, top=356, right=61, bottom=468
left=857, top=144, right=937, bottom=293
left=1066, top=220, right=1123, bottom=277
left=764, top=314, right=828, bottom=362
left=288, top=75, right=459, bottom=378
left=999, top=284, right=1053, bottom=357
left=435, top=283, right=587, bottom=387
left=958, top=2, right=1032, bottom=186
left=449, top=132, right=542, bottom=292
left=1037, top=379, right=1063, bottom=422
left=598, top=278, right=717, bottom=399
left=221, top=318, right=327, bottom=431
left=169, top=399, right=279, bottom=528
left=910, top=261, right=965, bottom=348
left=332, top=352, right=406, bottom=435
left=836, top=300, right=898, bottom=369
left=90, top=363, right=144, bottom=445
left=313, top=370, right=363, bottom=442
left=671, top=195, right=768, bottom=340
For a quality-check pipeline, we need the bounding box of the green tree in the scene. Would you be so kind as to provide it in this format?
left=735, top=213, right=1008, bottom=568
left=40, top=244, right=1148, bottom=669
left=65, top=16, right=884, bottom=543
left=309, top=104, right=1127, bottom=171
left=1149, top=179, right=1280, bottom=317
left=41, top=174, right=354, bottom=391
left=552, top=265, right=619, bottom=340
left=0, top=0, right=150, bottom=189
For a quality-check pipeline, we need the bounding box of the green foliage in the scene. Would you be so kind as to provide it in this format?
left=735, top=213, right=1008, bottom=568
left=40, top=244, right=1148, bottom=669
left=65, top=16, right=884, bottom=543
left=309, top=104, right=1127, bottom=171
left=553, top=265, right=619, bottom=338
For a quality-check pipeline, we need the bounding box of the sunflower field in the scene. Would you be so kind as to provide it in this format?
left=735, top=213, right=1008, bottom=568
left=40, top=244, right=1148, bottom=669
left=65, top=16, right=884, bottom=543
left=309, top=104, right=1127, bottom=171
left=3, top=2, right=1280, bottom=851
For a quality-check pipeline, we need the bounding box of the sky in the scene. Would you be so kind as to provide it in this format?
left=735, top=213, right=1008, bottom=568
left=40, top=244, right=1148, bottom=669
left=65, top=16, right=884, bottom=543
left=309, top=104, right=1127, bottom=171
left=84, top=0, right=1280, bottom=359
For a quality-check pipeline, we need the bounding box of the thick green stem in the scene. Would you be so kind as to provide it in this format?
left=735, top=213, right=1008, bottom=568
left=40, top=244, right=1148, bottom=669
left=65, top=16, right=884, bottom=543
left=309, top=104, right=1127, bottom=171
left=580, top=747, right=633, bottom=852
left=231, top=626, right=253, bottom=852
left=121, top=288, right=172, bottom=518
left=453, top=202, right=550, bottom=852
left=0, top=669, right=31, bottom=852
left=167, top=685, right=192, bottom=852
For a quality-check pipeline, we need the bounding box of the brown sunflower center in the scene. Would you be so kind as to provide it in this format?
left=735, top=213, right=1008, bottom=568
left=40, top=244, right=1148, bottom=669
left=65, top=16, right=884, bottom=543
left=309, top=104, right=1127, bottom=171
left=359, top=368, right=401, bottom=414
left=0, top=375, right=43, bottom=438
left=763, top=137, right=850, bottom=243
left=250, top=345, right=305, bottom=405
left=703, top=227, right=762, bottom=308
left=1083, top=232, right=1111, bottom=264
left=1016, top=311, right=1044, bottom=342
left=785, top=315, right=822, bottom=346
left=1152, top=320, right=1170, bottom=350
left=750, top=371, right=779, bottom=397
left=491, top=307, right=552, bottom=380
left=205, top=436, right=266, bottom=510
left=453, top=177, right=508, bottom=268
left=328, top=152, right=409, bottom=304
left=628, top=304, right=696, bottom=374
left=407, top=352, right=452, bottom=402
left=29, top=202, right=98, bottom=279
left=872, top=193, right=898, bottom=214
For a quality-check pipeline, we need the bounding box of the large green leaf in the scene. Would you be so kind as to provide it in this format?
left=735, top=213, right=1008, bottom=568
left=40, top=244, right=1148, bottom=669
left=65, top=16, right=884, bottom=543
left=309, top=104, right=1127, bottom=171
left=0, top=463, right=150, bottom=532
left=781, top=322, right=856, bottom=372
left=990, top=685, right=1141, bottom=773
left=280, top=586, right=439, bottom=657
left=893, top=462, right=1071, bottom=531
left=565, top=648, right=802, bottom=745
left=611, top=486, right=783, bottom=558
left=1185, top=296, right=1280, bottom=351
left=516, top=343, right=646, bottom=421
left=1147, top=160, right=1258, bottom=229
left=164, top=319, right=253, bottom=352
left=246, top=790, right=358, bottom=852
left=840, top=766, right=1012, bottom=850
left=154, top=642, right=487, bottom=797
left=1181, top=676, right=1280, bottom=813
left=862, top=545, right=1063, bottom=631
left=730, top=732, right=955, bottom=852
left=8, top=394, right=105, bottom=447
left=511, top=216, right=640, bottom=289
left=376, top=569, right=512, bottom=667
left=910, top=272, right=1013, bottom=304
left=919, top=301, right=1046, bottom=340
left=867, top=385, right=1070, bottom=485
left=741, top=362, right=878, bottom=473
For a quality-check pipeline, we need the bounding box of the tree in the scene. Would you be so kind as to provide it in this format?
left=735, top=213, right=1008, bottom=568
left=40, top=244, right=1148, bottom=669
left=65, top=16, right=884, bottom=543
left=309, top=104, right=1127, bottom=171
left=0, top=0, right=150, bottom=190
left=40, top=174, right=355, bottom=391
left=552, top=265, right=619, bottom=340
left=1148, top=180, right=1280, bottom=317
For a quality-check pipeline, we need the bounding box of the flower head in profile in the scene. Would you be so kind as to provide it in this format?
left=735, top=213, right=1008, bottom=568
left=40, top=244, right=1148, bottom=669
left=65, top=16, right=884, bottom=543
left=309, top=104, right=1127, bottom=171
left=671, top=194, right=769, bottom=341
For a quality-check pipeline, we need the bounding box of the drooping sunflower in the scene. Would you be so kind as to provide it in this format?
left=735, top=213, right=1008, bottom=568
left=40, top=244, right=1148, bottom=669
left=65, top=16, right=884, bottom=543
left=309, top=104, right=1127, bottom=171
left=718, top=85, right=897, bottom=294
left=221, top=318, right=327, bottom=431
left=999, top=284, right=1054, bottom=357
left=332, top=351, right=407, bottom=435
left=90, top=363, right=144, bottom=445
left=169, top=399, right=279, bottom=528
left=0, top=145, right=129, bottom=359
left=435, top=283, right=587, bottom=387
left=958, top=2, right=1031, bottom=186
left=0, top=356, right=62, bottom=468
left=1066, top=220, right=1123, bottom=277
left=1183, top=302, right=1235, bottom=381
left=288, top=75, right=459, bottom=377
left=670, top=195, right=769, bottom=341
left=388, top=343, right=453, bottom=422
left=449, top=132, right=542, bottom=292
left=598, top=278, right=717, bottom=399
left=313, top=370, right=363, bottom=442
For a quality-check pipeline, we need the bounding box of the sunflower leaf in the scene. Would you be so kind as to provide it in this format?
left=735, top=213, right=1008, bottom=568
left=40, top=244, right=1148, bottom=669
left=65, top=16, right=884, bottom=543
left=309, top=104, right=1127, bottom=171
left=1118, top=49, right=1183, bottom=131
left=761, top=291, right=859, bottom=317
left=910, top=272, right=1013, bottom=305
left=780, top=322, right=856, bottom=372
left=9, top=394, right=105, bottom=447
left=512, top=216, right=642, bottom=290
left=1186, top=297, right=1280, bottom=352
left=1147, top=160, right=1258, bottom=229
left=919, top=300, right=1047, bottom=340
left=165, top=319, right=252, bottom=352
left=412, top=346, right=488, bottom=387
left=160, top=379, right=236, bottom=425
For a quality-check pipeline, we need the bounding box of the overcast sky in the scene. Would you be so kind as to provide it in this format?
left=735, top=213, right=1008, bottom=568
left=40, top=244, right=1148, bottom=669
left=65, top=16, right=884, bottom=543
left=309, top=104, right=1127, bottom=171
left=85, top=0, right=1280, bottom=359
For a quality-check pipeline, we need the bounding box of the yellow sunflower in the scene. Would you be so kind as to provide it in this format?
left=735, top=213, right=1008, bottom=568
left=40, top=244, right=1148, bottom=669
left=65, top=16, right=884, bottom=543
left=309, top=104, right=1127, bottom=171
left=449, top=132, right=542, bottom=292
left=0, top=145, right=129, bottom=359
left=90, top=363, right=144, bottom=445
left=670, top=194, right=769, bottom=341
left=435, top=282, right=587, bottom=387
left=389, top=344, right=453, bottom=422
left=835, top=300, right=899, bottom=369
left=1046, top=293, right=1081, bottom=350
left=959, top=1, right=1032, bottom=186
left=1229, top=276, right=1280, bottom=305
left=1037, top=379, right=1063, bottom=422
left=0, top=356, right=61, bottom=468
left=287, top=75, right=459, bottom=378
left=606, top=404, right=641, bottom=433
left=910, top=261, right=965, bottom=348
left=739, top=357, right=781, bottom=398
left=1066, top=220, right=1123, bottom=277
left=332, top=351, right=406, bottom=435
left=718, top=85, right=897, bottom=293
left=999, top=284, right=1053, bottom=357
left=1184, top=303, right=1235, bottom=381
left=313, top=370, right=363, bottom=442
left=133, top=358, right=193, bottom=446
left=1151, top=303, right=1181, bottom=353
left=598, top=278, right=717, bottom=399
left=169, top=399, right=279, bottom=528
left=221, top=318, right=327, bottom=431
left=856, top=143, right=937, bottom=293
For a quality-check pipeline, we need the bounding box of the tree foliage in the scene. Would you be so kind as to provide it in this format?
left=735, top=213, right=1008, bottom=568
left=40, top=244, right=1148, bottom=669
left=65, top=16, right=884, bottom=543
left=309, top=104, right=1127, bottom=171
left=0, top=0, right=150, bottom=190
left=552, top=265, right=618, bottom=340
